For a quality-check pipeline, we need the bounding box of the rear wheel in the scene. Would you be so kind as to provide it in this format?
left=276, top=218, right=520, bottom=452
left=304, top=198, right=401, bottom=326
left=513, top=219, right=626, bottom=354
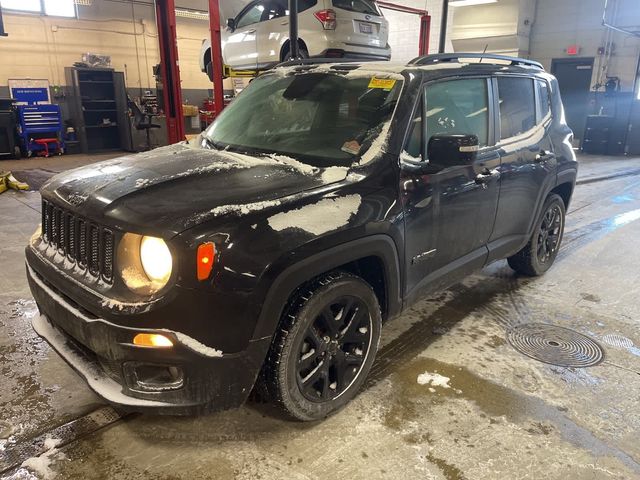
left=262, top=271, right=382, bottom=421
left=508, top=194, right=566, bottom=276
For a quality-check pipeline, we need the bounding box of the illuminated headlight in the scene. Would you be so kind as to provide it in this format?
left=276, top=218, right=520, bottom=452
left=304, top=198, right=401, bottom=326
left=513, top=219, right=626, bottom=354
left=140, top=236, right=172, bottom=284
left=117, top=233, right=173, bottom=294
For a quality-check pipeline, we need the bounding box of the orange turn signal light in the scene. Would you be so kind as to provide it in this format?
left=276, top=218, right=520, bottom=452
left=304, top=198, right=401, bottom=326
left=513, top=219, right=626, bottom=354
left=133, top=333, right=174, bottom=348
left=197, top=242, right=216, bottom=281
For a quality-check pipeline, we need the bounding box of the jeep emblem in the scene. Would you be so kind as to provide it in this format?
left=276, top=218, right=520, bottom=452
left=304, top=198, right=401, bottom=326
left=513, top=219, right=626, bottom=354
left=67, top=193, right=88, bottom=207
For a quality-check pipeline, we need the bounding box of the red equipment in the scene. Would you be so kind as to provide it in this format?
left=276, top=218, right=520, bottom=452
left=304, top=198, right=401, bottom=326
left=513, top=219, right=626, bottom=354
left=33, top=138, right=62, bottom=157
left=155, top=0, right=185, bottom=144
left=208, top=0, right=226, bottom=118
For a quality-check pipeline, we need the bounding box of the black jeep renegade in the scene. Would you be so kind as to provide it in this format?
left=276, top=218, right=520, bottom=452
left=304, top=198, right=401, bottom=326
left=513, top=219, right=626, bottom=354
left=27, top=54, right=577, bottom=421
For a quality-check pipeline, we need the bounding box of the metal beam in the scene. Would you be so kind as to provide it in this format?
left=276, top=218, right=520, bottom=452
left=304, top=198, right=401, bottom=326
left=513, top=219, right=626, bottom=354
left=208, top=0, right=225, bottom=117
left=439, top=0, right=449, bottom=53
left=155, top=0, right=185, bottom=144
left=289, top=0, right=299, bottom=59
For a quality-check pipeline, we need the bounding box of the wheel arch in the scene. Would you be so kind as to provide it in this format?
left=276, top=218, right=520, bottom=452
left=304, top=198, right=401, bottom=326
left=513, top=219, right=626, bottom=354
left=280, top=38, right=309, bottom=61
left=252, top=235, right=403, bottom=342
left=550, top=181, right=574, bottom=210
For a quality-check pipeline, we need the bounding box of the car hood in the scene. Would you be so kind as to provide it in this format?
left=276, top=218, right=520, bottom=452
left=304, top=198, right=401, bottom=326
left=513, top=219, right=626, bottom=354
left=41, top=143, right=350, bottom=237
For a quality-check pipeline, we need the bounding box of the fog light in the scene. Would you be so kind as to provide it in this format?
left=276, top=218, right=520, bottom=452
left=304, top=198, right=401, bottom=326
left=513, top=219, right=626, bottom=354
left=133, top=333, right=173, bottom=347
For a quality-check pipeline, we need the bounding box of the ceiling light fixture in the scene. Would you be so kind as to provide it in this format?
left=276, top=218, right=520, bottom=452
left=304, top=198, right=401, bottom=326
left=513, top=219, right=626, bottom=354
left=450, top=0, right=497, bottom=7
left=175, top=8, right=209, bottom=21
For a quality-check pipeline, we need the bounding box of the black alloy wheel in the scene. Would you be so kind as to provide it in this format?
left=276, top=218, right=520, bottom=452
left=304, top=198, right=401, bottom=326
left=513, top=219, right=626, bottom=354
left=260, top=271, right=382, bottom=421
left=537, top=203, right=563, bottom=264
left=296, top=296, right=373, bottom=402
left=508, top=193, right=566, bottom=276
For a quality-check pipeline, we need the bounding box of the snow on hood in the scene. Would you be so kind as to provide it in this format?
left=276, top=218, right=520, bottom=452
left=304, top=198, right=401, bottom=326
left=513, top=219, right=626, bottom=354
left=42, top=142, right=353, bottom=235
left=267, top=194, right=361, bottom=236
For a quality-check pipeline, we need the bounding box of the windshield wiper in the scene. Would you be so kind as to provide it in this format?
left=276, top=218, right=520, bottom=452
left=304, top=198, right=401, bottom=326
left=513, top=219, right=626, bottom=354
left=202, top=137, right=225, bottom=151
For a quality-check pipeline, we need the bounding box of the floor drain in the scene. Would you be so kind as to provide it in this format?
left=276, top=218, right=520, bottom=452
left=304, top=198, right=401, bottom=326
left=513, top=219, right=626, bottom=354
left=507, top=323, right=605, bottom=367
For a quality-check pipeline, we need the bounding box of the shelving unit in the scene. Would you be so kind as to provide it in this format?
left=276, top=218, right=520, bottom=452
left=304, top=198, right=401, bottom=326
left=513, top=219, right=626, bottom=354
left=65, top=67, right=131, bottom=154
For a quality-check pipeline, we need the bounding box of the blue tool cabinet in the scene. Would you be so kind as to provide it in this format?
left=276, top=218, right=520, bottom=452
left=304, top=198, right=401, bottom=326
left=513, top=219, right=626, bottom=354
left=16, top=104, right=65, bottom=157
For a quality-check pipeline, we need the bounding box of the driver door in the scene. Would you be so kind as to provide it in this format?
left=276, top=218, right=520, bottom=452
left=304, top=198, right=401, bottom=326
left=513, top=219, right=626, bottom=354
left=224, top=1, right=263, bottom=70
left=401, top=77, right=501, bottom=301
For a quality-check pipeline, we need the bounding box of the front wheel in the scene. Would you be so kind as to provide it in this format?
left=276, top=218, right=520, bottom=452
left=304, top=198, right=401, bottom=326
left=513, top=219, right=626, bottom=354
left=508, top=194, right=566, bottom=276
left=262, top=271, right=382, bottom=421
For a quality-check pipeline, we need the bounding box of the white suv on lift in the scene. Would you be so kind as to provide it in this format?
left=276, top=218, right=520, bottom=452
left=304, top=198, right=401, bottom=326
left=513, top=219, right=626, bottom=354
left=200, top=0, right=391, bottom=78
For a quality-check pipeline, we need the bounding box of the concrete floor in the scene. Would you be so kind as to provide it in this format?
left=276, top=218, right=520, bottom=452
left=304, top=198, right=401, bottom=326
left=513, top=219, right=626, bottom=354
left=1, top=152, right=640, bottom=479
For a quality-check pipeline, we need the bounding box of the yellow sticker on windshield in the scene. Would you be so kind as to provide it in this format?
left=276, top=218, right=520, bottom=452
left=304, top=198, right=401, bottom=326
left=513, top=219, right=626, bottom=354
left=368, top=77, right=397, bottom=90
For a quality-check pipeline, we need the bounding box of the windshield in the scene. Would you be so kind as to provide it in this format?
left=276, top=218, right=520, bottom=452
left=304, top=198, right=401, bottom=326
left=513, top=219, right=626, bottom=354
left=204, top=71, right=403, bottom=168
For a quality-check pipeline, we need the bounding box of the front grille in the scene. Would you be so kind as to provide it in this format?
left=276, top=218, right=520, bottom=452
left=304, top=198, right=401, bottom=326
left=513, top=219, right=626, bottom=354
left=41, top=199, right=115, bottom=283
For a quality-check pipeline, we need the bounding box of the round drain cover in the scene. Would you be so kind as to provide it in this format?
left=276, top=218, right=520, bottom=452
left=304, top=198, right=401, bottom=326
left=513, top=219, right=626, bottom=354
left=507, top=323, right=605, bottom=367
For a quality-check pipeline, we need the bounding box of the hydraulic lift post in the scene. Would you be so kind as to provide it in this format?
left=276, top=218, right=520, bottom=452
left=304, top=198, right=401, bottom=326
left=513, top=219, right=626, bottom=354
left=208, top=0, right=225, bottom=116
left=155, top=0, right=185, bottom=144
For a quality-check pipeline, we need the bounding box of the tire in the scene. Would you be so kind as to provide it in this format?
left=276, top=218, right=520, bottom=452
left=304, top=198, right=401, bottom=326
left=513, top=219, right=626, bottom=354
left=508, top=194, right=566, bottom=276
left=261, top=271, right=382, bottom=421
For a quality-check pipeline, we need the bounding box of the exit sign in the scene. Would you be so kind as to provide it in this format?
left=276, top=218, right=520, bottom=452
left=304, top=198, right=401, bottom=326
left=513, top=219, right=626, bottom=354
left=567, top=45, right=580, bottom=55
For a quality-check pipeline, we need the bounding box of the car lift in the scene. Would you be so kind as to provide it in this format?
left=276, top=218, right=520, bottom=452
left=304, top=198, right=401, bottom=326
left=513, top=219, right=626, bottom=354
left=155, top=0, right=185, bottom=144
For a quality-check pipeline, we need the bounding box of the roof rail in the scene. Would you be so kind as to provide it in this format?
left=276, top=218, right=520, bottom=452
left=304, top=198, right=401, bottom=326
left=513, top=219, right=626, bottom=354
left=408, top=53, right=544, bottom=70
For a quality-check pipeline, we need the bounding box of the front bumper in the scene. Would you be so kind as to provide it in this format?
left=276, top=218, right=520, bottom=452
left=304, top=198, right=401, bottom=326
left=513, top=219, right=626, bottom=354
left=27, top=264, right=270, bottom=415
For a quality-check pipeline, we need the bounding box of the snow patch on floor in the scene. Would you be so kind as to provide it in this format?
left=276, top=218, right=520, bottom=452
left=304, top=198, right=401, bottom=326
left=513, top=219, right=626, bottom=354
left=417, top=372, right=451, bottom=389
left=268, top=195, right=361, bottom=236
left=20, top=437, right=64, bottom=479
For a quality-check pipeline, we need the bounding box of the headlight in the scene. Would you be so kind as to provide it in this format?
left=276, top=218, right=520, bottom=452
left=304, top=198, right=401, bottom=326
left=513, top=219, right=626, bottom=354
left=140, top=236, right=172, bottom=284
left=117, top=234, right=173, bottom=294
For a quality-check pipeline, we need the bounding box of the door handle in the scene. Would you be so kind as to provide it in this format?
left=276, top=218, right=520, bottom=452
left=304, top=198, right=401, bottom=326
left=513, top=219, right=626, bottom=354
left=245, top=29, right=256, bottom=34
left=475, top=168, right=500, bottom=188
left=535, top=150, right=555, bottom=163
left=281, top=21, right=289, bottom=25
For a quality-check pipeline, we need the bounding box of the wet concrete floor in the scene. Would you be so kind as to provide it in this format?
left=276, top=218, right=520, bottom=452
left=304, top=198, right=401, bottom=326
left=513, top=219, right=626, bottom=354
left=1, top=155, right=640, bottom=479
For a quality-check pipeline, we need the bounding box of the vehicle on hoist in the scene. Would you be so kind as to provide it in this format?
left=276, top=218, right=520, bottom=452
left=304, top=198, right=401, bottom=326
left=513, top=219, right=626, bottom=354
left=200, top=0, right=391, bottom=79
left=27, top=54, right=576, bottom=421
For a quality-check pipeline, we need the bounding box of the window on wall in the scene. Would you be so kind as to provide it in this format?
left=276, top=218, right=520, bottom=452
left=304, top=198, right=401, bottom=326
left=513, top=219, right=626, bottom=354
left=0, top=0, right=76, bottom=17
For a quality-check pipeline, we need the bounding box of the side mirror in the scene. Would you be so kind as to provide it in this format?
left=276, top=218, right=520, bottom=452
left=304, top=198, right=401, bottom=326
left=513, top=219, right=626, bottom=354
left=427, top=134, right=479, bottom=169
left=227, top=18, right=236, bottom=31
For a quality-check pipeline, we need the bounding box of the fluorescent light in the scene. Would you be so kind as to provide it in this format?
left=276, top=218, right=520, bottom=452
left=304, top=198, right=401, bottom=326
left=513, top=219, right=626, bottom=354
left=450, top=0, right=498, bottom=7
left=175, top=8, right=209, bottom=21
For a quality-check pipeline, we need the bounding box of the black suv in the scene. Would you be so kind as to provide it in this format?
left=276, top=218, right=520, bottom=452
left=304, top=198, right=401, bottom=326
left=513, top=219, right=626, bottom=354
left=27, top=54, right=576, bottom=421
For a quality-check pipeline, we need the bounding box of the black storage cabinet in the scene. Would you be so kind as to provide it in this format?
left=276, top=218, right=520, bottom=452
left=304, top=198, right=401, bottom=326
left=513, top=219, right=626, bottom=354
left=0, top=98, right=18, bottom=158
left=65, top=67, right=131, bottom=154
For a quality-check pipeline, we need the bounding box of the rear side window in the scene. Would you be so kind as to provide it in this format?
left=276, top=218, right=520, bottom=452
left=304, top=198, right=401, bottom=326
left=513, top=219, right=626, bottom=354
left=236, top=3, right=265, bottom=28
left=332, top=0, right=381, bottom=16
left=271, top=0, right=318, bottom=13
left=536, top=79, right=551, bottom=123
left=497, top=77, right=536, bottom=139
left=425, top=78, right=490, bottom=148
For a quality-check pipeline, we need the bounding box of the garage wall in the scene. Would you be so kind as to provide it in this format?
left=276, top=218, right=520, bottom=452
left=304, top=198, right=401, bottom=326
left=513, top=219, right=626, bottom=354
left=530, top=0, right=640, bottom=92
left=0, top=0, right=217, bottom=98
left=383, top=0, right=455, bottom=64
